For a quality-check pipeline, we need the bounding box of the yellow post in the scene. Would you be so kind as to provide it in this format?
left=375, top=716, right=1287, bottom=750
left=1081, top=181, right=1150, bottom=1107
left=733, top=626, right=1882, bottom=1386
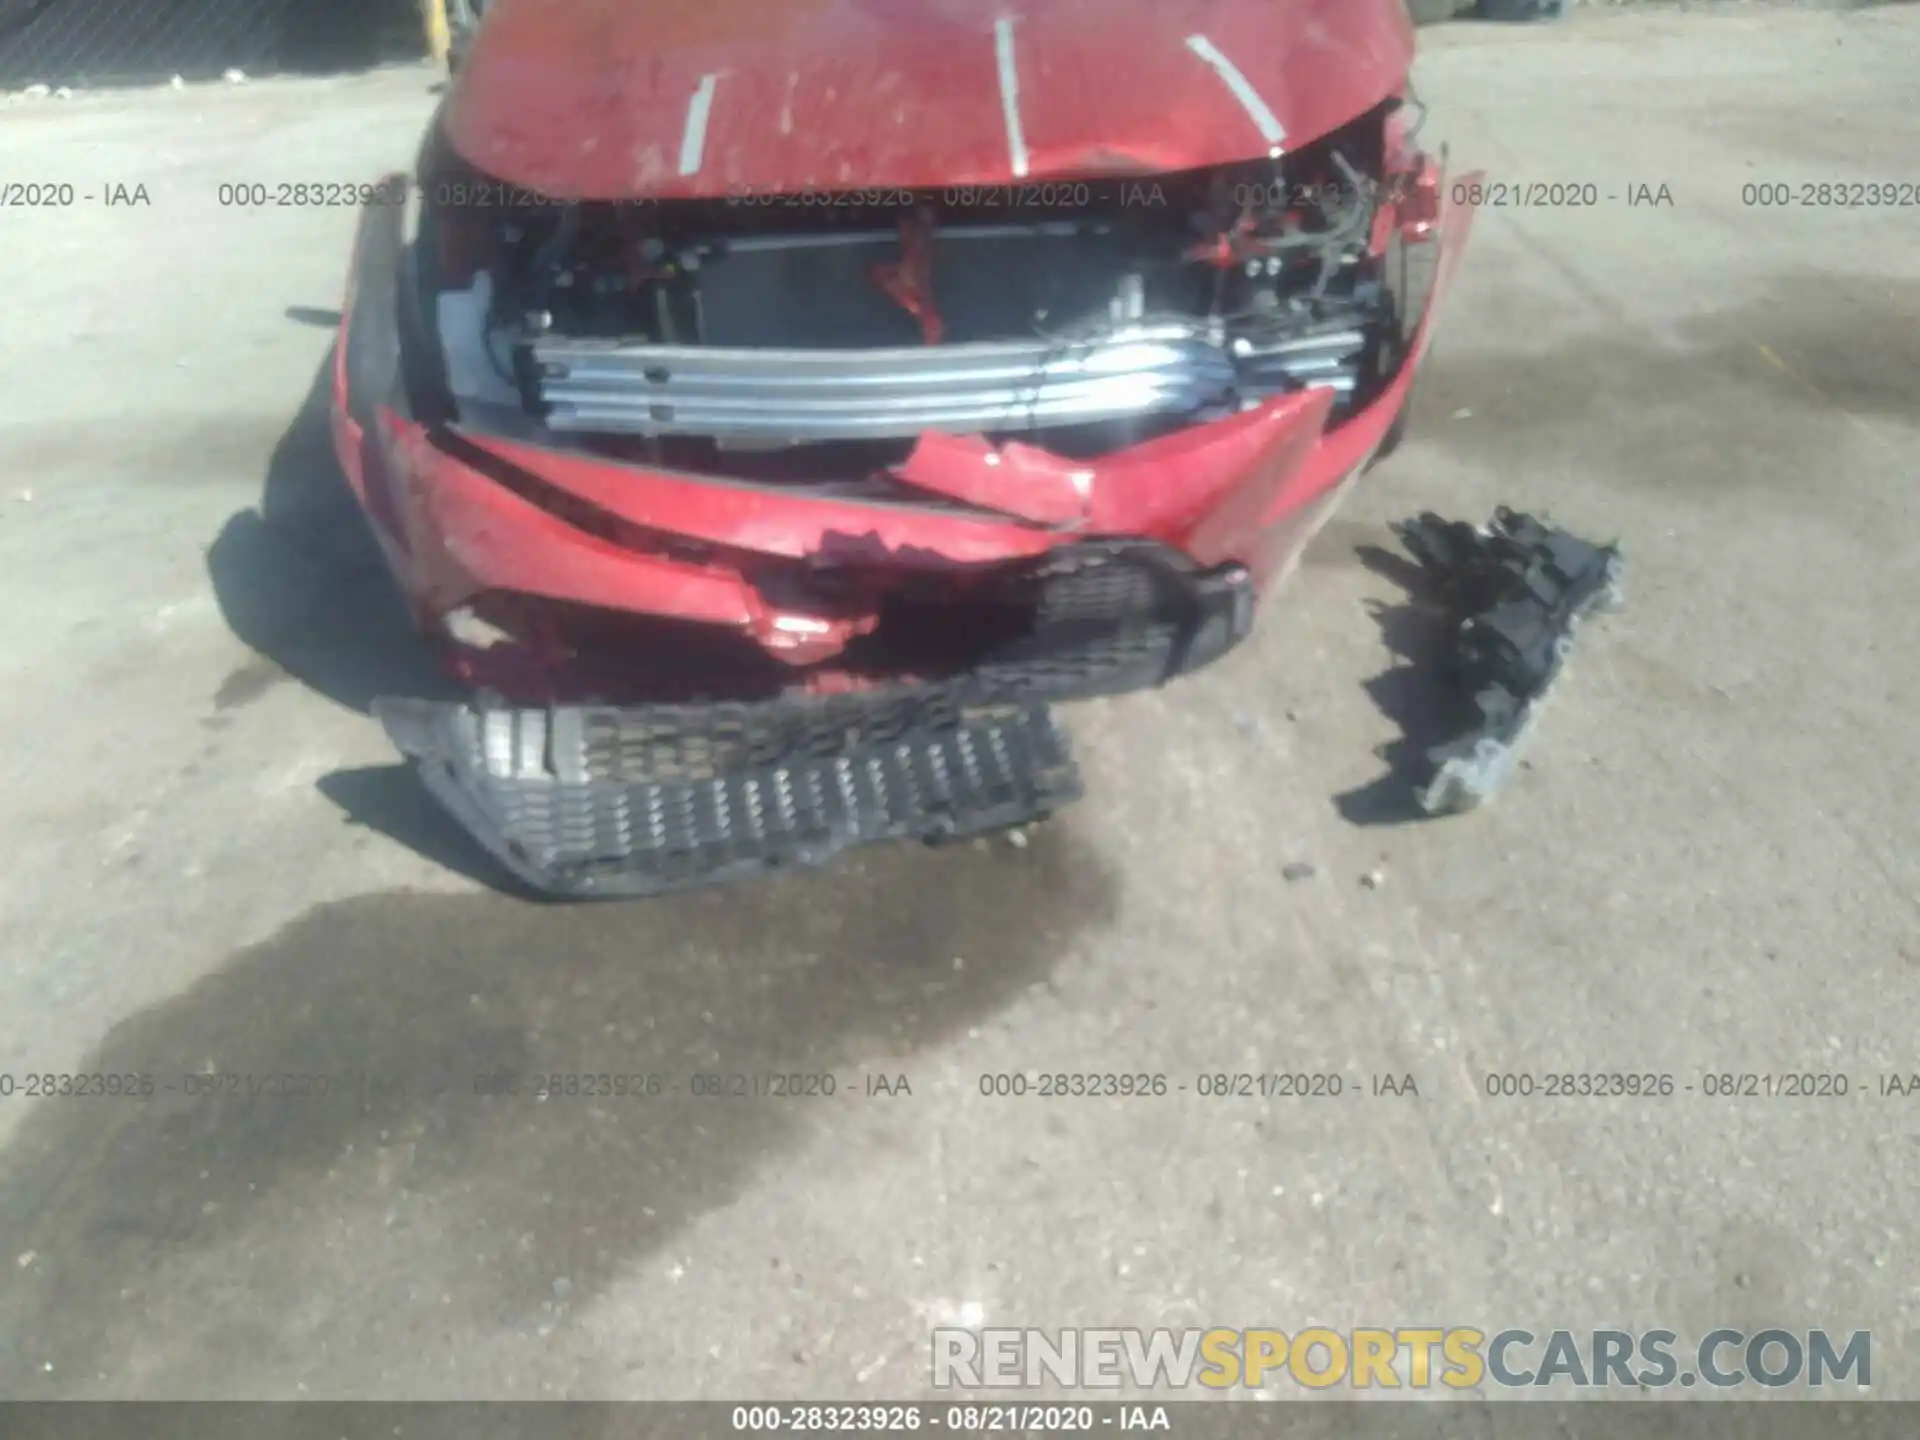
left=422, top=0, right=451, bottom=67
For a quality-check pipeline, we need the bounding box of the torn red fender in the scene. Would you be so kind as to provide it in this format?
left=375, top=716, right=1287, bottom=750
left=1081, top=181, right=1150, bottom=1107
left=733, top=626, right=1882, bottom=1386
left=885, top=385, right=1346, bottom=580
left=1179, top=390, right=1338, bottom=568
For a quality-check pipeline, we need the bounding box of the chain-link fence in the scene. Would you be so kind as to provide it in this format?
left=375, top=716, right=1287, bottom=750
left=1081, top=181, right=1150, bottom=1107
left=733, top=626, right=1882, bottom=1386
left=0, top=0, right=427, bottom=88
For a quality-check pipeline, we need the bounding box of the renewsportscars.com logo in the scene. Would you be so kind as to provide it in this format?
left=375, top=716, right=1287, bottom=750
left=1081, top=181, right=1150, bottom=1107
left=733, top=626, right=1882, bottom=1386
left=931, top=1327, right=1871, bottom=1392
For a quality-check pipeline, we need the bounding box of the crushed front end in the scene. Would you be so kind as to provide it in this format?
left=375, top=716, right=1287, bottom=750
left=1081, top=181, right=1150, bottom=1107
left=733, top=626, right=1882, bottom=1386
left=331, top=53, right=1476, bottom=896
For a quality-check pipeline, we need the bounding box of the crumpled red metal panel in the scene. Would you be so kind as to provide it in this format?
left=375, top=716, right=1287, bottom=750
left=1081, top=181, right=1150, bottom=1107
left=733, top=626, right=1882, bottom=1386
left=444, top=0, right=1415, bottom=200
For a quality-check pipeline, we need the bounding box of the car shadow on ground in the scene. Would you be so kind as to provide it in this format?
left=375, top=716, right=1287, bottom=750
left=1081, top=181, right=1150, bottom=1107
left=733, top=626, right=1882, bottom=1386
left=206, top=344, right=447, bottom=717
left=1332, top=539, right=1480, bottom=827
left=204, top=344, right=515, bottom=886
left=0, top=817, right=1121, bottom=1396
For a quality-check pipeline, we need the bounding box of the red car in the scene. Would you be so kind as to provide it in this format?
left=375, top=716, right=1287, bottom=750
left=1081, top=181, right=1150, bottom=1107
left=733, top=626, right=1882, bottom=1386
left=333, top=0, right=1479, bottom=897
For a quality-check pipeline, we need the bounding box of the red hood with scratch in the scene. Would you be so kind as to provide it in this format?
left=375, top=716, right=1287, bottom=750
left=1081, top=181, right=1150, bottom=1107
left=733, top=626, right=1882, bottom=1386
left=443, top=0, right=1416, bottom=201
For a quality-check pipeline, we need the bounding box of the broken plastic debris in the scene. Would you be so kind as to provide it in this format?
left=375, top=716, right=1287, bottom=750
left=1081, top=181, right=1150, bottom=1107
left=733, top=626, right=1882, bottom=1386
left=1392, top=507, right=1624, bottom=816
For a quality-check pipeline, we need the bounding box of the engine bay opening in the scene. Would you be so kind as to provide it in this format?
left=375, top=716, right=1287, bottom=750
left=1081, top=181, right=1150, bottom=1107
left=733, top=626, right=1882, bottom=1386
left=417, top=98, right=1429, bottom=487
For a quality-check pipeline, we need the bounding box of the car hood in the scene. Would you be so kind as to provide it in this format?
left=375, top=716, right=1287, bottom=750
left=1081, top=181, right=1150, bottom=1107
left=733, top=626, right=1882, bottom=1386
left=443, top=0, right=1415, bottom=201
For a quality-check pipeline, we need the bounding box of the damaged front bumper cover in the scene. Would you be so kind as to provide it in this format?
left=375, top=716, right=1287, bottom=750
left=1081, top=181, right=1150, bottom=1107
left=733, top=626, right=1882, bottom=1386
left=378, top=550, right=1255, bottom=897
left=331, top=151, right=1482, bottom=898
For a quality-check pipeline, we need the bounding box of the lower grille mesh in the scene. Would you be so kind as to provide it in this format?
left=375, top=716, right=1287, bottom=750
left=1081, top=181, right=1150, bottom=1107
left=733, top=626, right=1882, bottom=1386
left=378, top=697, right=1081, bottom=898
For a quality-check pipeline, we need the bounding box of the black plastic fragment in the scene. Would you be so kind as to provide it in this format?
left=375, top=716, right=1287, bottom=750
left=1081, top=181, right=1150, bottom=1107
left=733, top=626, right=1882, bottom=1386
left=1391, top=506, right=1624, bottom=815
